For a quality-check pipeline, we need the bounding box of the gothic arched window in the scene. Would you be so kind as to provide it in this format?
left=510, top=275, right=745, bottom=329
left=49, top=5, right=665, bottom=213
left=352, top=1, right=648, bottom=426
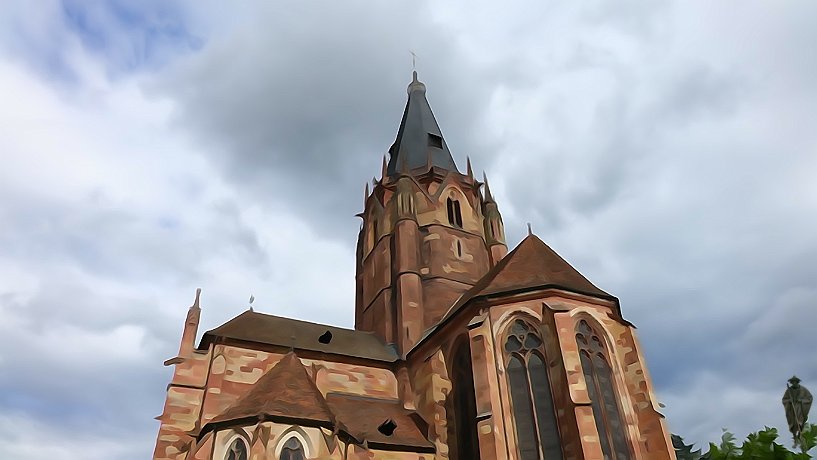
left=576, top=320, right=631, bottom=460
left=446, top=338, right=480, bottom=459
left=279, top=436, right=305, bottom=460
left=504, top=319, right=563, bottom=460
left=225, top=437, right=248, bottom=460
left=447, top=197, right=463, bottom=228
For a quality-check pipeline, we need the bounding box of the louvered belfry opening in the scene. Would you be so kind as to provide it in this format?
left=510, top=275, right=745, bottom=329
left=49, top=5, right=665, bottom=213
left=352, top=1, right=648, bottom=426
left=447, top=197, right=463, bottom=228
left=576, top=320, right=631, bottom=460
left=504, top=319, right=563, bottom=460
left=446, top=337, right=480, bottom=460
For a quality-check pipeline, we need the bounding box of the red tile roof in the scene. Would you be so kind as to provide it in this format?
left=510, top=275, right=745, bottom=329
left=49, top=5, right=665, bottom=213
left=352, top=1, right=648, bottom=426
left=325, top=393, right=434, bottom=452
left=412, top=234, right=616, bottom=353
left=470, top=233, right=612, bottom=300
left=209, top=352, right=335, bottom=426
left=204, top=354, right=434, bottom=452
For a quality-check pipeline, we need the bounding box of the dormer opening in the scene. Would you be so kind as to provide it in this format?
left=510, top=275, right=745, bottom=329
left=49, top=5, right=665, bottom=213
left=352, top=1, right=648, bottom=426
left=447, top=197, right=463, bottom=228
left=428, top=133, right=443, bottom=149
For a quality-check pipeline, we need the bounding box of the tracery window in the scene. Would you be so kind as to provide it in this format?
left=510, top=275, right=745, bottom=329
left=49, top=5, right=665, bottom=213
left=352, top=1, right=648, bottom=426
left=576, top=320, right=631, bottom=460
left=279, top=436, right=305, bottom=460
left=225, top=437, right=248, bottom=460
left=504, top=319, right=563, bottom=460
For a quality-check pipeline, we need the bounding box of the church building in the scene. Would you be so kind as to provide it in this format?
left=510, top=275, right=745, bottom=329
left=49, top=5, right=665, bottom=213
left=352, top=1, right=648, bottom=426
left=153, top=72, right=676, bottom=460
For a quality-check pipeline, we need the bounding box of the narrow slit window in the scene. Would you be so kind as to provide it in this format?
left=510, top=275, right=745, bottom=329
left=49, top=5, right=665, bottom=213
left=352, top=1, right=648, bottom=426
left=447, top=198, right=463, bottom=228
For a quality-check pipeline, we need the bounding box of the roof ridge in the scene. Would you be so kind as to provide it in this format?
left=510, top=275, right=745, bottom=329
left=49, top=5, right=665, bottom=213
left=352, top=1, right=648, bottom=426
left=211, top=310, right=380, bottom=335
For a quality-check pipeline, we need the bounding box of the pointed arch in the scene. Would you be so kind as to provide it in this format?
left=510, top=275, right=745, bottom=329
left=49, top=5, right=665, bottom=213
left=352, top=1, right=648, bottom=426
left=273, top=427, right=313, bottom=459
left=225, top=437, right=248, bottom=460
left=219, top=429, right=250, bottom=460
left=446, top=336, right=480, bottom=459
left=279, top=437, right=305, bottom=460
left=576, top=319, right=632, bottom=460
left=502, top=318, right=563, bottom=460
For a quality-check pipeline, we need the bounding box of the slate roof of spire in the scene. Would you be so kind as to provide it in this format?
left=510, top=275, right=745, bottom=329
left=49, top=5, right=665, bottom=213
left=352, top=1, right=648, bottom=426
left=386, top=71, right=459, bottom=177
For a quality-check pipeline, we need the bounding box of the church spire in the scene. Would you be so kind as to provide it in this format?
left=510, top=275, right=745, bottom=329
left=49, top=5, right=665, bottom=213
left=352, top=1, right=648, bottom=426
left=386, top=71, right=459, bottom=177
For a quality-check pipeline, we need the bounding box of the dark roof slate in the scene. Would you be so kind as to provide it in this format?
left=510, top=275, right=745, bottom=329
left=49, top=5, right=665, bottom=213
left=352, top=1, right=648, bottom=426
left=209, top=352, right=335, bottom=426
left=200, top=310, right=399, bottom=362
left=386, top=71, right=458, bottom=177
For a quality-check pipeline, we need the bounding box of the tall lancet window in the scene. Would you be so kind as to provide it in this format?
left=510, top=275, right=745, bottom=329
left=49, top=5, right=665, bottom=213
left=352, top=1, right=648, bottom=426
left=504, top=319, right=563, bottom=460
left=447, top=197, right=463, bottom=228
left=446, top=338, right=480, bottom=459
left=576, top=320, right=631, bottom=460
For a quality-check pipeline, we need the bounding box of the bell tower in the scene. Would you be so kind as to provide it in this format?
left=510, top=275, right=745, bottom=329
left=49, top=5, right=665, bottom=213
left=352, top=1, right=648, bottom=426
left=355, top=72, right=508, bottom=355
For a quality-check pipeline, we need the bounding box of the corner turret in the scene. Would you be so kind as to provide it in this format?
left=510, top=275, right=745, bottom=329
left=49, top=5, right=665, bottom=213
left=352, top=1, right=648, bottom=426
left=482, top=173, right=508, bottom=265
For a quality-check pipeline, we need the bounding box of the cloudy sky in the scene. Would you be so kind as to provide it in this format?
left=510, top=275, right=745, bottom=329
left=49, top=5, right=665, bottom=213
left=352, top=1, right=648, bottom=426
left=1, top=1, right=815, bottom=458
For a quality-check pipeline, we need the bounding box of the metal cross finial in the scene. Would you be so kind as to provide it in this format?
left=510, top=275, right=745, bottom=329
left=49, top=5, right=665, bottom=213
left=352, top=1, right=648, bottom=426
left=410, top=50, right=417, bottom=71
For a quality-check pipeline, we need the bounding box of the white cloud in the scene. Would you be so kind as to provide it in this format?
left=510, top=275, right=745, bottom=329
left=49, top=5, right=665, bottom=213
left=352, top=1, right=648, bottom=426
left=0, top=411, right=143, bottom=460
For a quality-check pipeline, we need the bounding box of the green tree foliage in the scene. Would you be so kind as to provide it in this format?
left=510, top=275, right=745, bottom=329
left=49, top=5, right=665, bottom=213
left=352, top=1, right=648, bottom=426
left=674, top=424, right=817, bottom=460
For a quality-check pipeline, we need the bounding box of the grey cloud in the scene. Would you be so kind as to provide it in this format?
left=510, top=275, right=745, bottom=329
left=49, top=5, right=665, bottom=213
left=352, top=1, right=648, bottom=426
left=650, top=64, right=746, bottom=125
left=147, top=2, right=502, bottom=239
left=0, top=187, right=268, bottom=287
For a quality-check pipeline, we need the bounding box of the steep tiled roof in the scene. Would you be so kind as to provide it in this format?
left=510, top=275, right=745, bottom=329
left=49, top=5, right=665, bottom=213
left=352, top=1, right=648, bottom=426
left=200, top=311, right=399, bottom=362
left=209, top=352, right=335, bottom=426
left=413, top=234, right=615, bottom=352
left=204, top=354, right=434, bottom=452
left=325, top=393, right=434, bottom=452
left=466, top=233, right=612, bottom=300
